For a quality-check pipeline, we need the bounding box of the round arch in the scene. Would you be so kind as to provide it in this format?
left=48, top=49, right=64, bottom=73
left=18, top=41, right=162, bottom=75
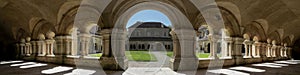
left=111, top=1, right=198, bottom=73
left=268, top=31, right=281, bottom=44
left=73, top=0, right=226, bottom=73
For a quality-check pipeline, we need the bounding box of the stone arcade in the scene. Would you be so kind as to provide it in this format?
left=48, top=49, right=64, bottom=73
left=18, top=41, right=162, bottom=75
left=1, top=0, right=300, bottom=75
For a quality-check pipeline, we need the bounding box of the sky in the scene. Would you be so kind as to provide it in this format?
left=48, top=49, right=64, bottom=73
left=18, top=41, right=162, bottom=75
left=126, top=10, right=171, bottom=28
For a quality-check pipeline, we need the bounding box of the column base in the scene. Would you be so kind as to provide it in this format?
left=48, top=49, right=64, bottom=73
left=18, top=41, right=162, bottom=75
left=261, top=56, right=268, bottom=62
left=243, top=56, right=252, bottom=58
left=66, top=55, right=80, bottom=58
left=26, top=54, right=31, bottom=56
left=99, top=56, right=127, bottom=70
left=253, top=56, right=261, bottom=58
left=170, top=57, right=198, bottom=71
left=46, top=55, right=55, bottom=57
left=38, top=54, right=45, bottom=56
left=232, top=55, right=244, bottom=65
left=209, top=55, right=219, bottom=59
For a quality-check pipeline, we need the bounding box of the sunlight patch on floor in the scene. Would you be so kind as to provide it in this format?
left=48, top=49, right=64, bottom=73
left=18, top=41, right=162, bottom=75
left=262, top=63, right=289, bottom=66
left=64, top=69, right=96, bottom=75
left=42, top=66, right=73, bottom=74
left=252, top=63, right=282, bottom=68
left=0, top=60, right=23, bottom=64
left=123, top=67, right=185, bottom=75
left=207, top=69, right=250, bottom=75
left=229, top=66, right=266, bottom=72
left=275, top=61, right=298, bottom=64
left=10, top=62, right=36, bottom=67
left=19, top=63, right=47, bottom=69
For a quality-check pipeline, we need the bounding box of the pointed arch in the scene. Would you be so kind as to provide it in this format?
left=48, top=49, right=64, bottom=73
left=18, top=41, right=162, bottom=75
left=283, top=36, right=292, bottom=46
left=31, top=19, right=55, bottom=40
left=15, top=28, right=29, bottom=42
left=57, top=4, right=79, bottom=35
left=57, top=1, right=81, bottom=26
left=254, top=19, right=269, bottom=34
left=252, top=21, right=267, bottom=41
left=268, top=31, right=281, bottom=44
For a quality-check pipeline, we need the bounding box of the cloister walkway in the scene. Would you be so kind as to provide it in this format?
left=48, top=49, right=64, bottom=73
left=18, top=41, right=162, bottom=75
left=1, top=60, right=300, bottom=75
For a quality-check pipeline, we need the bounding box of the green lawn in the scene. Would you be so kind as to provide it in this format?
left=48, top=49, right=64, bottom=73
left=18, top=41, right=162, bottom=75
left=167, top=51, right=173, bottom=57
left=88, top=51, right=157, bottom=61
left=196, top=53, right=210, bottom=58
left=88, top=51, right=212, bottom=61
left=166, top=51, right=210, bottom=58
left=126, top=51, right=157, bottom=61
left=89, top=53, right=102, bottom=57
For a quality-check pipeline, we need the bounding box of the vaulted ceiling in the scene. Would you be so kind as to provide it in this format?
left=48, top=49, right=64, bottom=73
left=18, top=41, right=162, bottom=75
left=0, top=0, right=300, bottom=46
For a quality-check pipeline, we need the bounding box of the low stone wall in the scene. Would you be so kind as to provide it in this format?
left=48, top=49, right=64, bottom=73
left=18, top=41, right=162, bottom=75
left=197, top=57, right=290, bottom=69
left=23, top=56, right=102, bottom=68
left=23, top=56, right=291, bottom=69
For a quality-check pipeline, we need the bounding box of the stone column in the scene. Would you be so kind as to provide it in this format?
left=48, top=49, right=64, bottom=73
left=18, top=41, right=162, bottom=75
left=279, top=45, right=284, bottom=58
left=37, top=34, right=46, bottom=56
left=65, top=39, right=72, bottom=55
left=71, top=37, right=78, bottom=56
left=253, top=42, right=261, bottom=57
left=78, top=33, right=91, bottom=56
left=260, top=43, right=268, bottom=61
left=30, top=41, right=38, bottom=60
left=45, top=31, right=56, bottom=57
left=228, top=40, right=233, bottom=57
left=232, top=37, right=244, bottom=65
left=287, top=47, right=292, bottom=58
left=19, top=38, right=26, bottom=57
left=99, top=28, right=127, bottom=70
left=45, top=39, right=55, bottom=57
left=170, top=30, right=181, bottom=70
left=283, top=43, right=288, bottom=57
left=225, top=38, right=233, bottom=57
left=25, top=37, right=32, bottom=56
left=270, top=40, right=276, bottom=57
left=55, top=36, right=72, bottom=56
left=170, top=29, right=198, bottom=70
left=243, top=40, right=252, bottom=58
left=15, top=43, right=20, bottom=58
left=221, top=38, right=228, bottom=57
left=25, top=43, right=30, bottom=56
left=209, top=35, right=219, bottom=59
left=266, top=43, right=272, bottom=57
left=37, top=41, right=46, bottom=56
left=20, top=43, right=25, bottom=56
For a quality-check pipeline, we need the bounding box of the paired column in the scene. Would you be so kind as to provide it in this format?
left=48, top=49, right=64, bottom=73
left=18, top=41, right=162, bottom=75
left=15, top=43, right=20, bottom=58
left=55, top=36, right=72, bottom=56
left=45, top=39, right=55, bottom=56
left=287, top=47, right=292, bottom=58
left=253, top=42, right=261, bottom=57
left=37, top=40, right=46, bottom=56
left=279, top=45, right=284, bottom=57
left=24, top=37, right=32, bottom=56
left=271, top=41, right=277, bottom=57
left=243, top=40, right=252, bottom=58
left=78, top=33, right=91, bottom=56
left=208, top=35, right=219, bottom=59
left=266, top=43, right=272, bottom=57
left=283, top=43, right=288, bottom=57
left=36, top=34, right=46, bottom=56
left=19, top=39, right=26, bottom=56
left=71, top=38, right=78, bottom=56
left=222, top=38, right=233, bottom=57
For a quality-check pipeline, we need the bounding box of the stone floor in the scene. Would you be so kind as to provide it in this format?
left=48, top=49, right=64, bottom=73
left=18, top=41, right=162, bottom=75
left=1, top=60, right=300, bottom=75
